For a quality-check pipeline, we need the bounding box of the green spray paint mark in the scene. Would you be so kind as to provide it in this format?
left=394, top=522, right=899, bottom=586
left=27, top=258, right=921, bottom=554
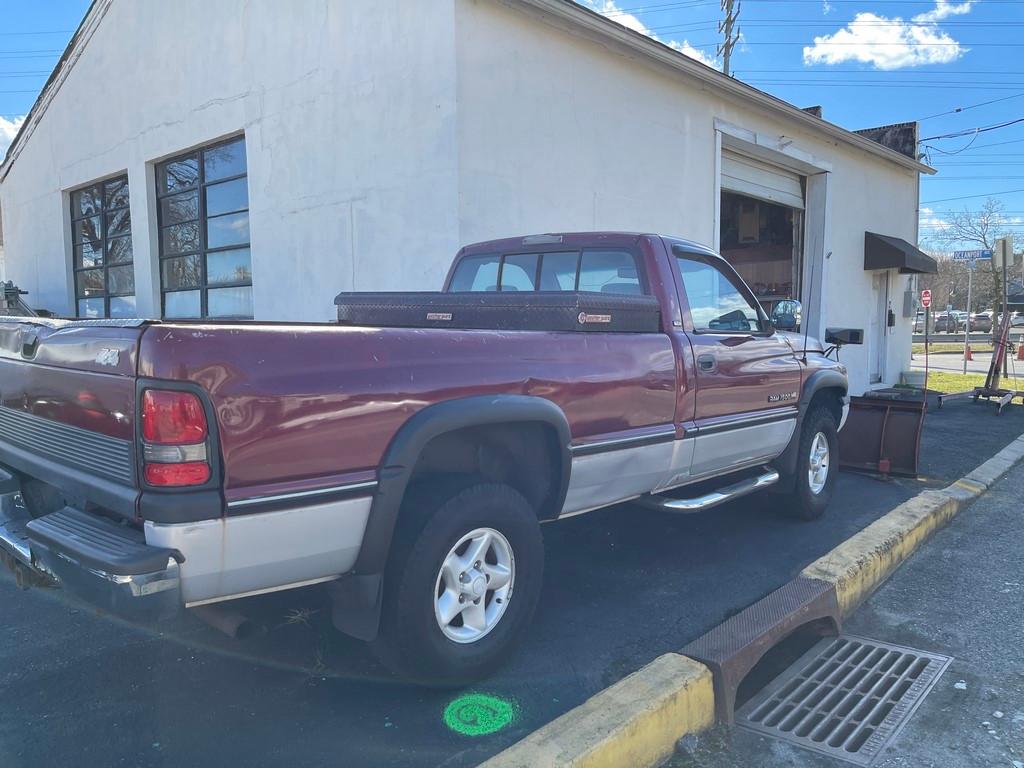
left=443, top=693, right=518, bottom=737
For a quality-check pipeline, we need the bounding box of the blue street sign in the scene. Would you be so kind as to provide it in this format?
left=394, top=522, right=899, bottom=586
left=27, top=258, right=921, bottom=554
left=952, top=249, right=993, bottom=261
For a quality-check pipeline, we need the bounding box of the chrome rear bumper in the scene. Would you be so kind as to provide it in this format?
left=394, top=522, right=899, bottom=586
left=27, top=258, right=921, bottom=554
left=0, top=466, right=182, bottom=619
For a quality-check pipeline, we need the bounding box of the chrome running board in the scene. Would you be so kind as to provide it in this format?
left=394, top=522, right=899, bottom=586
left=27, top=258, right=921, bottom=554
left=640, top=468, right=780, bottom=513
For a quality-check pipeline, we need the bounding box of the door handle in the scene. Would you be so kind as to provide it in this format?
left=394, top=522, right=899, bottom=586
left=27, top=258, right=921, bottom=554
left=697, top=353, right=717, bottom=373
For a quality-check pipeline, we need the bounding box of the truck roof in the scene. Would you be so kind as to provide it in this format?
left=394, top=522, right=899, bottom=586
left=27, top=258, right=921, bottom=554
left=459, top=232, right=718, bottom=258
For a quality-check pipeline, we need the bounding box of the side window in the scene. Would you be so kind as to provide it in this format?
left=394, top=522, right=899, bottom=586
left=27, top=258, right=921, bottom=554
left=156, top=136, right=252, bottom=319
left=538, top=252, right=579, bottom=290
left=71, top=175, right=135, bottom=318
left=450, top=254, right=501, bottom=291
left=676, top=255, right=763, bottom=332
left=500, top=254, right=538, bottom=291
left=578, top=250, right=642, bottom=295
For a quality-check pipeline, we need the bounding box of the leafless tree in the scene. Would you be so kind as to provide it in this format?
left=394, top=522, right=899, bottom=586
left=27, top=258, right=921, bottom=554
left=922, top=198, right=1010, bottom=314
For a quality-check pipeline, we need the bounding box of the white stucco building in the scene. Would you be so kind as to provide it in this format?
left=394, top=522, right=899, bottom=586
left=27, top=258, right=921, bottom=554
left=0, top=0, right=935, bottom=395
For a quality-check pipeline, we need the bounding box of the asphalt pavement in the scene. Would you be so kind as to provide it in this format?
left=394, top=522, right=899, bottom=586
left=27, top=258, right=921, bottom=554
left=0, top=400, right=1021, bottom=768
left=669, top=448, right=1024, bottom=768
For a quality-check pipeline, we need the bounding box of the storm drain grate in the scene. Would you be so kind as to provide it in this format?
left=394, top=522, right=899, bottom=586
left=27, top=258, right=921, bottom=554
left=736, top=635, right=952, bottom=766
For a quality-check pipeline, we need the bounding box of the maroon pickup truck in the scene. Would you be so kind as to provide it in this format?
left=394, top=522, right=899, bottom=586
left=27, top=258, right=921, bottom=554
left=0, top=232, right=851, bottom=685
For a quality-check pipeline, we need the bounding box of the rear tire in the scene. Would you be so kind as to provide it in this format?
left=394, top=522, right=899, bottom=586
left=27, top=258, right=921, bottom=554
left=370, top=481, right=543, bottom=686
left=780, top=405, right=838, bottom=521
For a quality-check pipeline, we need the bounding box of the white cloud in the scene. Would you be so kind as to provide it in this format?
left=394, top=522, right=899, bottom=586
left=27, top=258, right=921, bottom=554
left=919, top=206, right=950, bottom=230
left=582, top=0, right=721, bottom=69
left=823, top=0, right=834, bottom=13
left=912, top=0, right=974, bottom=23
left=0, top=116, right=25, bottom=159
left=803, top=3, right=970, bottom=70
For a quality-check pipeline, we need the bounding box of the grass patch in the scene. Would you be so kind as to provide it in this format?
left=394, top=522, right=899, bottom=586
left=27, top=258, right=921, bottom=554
left=912, top=342, right=994, bottom=355
left=919, top=370, right=1024, bottom=394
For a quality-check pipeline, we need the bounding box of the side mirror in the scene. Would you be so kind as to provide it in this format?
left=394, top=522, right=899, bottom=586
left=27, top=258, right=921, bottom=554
left=771, top=300, right=802, bottom=332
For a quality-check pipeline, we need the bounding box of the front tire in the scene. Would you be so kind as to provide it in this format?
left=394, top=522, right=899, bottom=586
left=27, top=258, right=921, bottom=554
left=780, top=405, right=839, bottom=520
left=370, top=482, right=543, bottom=686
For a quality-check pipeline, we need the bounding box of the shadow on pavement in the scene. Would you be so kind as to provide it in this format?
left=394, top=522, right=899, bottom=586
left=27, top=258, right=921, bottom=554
left=1, top=399, right=1020, bottom=768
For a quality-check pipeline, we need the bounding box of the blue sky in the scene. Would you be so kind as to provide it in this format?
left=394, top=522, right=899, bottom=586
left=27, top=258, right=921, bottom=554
left=1, top=0, right=1022, bottom=246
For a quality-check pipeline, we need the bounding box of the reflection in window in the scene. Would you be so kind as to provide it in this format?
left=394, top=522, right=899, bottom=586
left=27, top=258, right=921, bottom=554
left=676, top=256, right=761, bottom=332
left=71, top=174, right=134, bottom=318
left=156, top=136, right=252, bottom=319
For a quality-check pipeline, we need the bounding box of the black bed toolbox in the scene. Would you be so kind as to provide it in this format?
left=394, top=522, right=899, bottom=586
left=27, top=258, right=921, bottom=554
left=334, top=291, right=661, bottom=333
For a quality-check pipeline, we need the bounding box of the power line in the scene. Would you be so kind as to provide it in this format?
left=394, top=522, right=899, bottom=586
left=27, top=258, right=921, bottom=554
left=0, top=30, right=73, bottom=36
left=917, top=94, right=1024, bottom=121
left=922, top=189, right=1024, bottom=204
left=922, top=118, right=1024, bottom=142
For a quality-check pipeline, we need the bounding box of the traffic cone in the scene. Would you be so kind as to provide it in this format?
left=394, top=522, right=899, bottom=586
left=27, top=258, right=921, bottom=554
left=1017, top=335, right=1024, bottom=361
left=964, top=343, right=973, bottom=362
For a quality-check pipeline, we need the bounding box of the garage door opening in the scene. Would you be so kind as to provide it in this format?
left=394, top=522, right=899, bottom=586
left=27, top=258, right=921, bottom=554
left=719, top=151, right=805, bottom=318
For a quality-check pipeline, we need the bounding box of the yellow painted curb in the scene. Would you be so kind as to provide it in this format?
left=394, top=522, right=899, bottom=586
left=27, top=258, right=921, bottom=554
left=801, top=489, right=958, bottom=616
left=480, top=653, right=714, bottom=768
left=803, top=431, right=1024, bottom=617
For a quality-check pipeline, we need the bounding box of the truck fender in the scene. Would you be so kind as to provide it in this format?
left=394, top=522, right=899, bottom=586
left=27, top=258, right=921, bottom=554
left=330, top=395, right=571, bottom=641
left=771, top=369, right=848, bottom=481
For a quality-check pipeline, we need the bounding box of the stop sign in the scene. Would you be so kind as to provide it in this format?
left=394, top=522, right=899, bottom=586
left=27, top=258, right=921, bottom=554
left=921, top=289, right=932, bottom=308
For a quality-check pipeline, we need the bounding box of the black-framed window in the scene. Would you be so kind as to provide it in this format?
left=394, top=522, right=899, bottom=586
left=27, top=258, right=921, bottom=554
left=156, top=136, right=252, bottom=319
left=71, top=175, right=135, bottom=318
left=449, top=250, right=644, bottom=295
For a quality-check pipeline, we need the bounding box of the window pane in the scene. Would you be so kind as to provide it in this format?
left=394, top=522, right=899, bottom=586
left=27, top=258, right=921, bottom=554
left=104, top=177, right=129, bottom=209
left=109, top=295, right=137, bottom=318
left=161, top=221, right=200, bottom=255
left=538, top=252, right=579, bottom=291
left=71, top=186, right=101, bottom=219
left=676, top=257, right=760, bottom=332
left=158, top=155, right=199, bottom=194
left=205, top=177, right=248, bottom=217
left=207, top=248, right=251, bottom=286
left=106, top=235, right=133, bottom=264
left=74, top=216, right=101, bottom=246
left=206, top=211, right=249, bottom=249
left=106, top=208, right=131, bottom=238
left=207, top=286, right=253, bottom=318
left=579, top=250, right=642, bottom=295
left=162, top=255, right=202, bottom=290
left=76, top=268, right=105, bottom=298
left=107, top=264, right=135, bottom=296
left=449, top=254, right=501, bottom=291
left=203, top=138, right=246, bottom=182
left=164, top=290, right=201, bottom=319
left=75, top=242, right=103, bottom=269
left=500, top=254, right=537, bottom=291
left=78, top=298, right=105, bottom=318
left=160, top=189, right=199, bottom=226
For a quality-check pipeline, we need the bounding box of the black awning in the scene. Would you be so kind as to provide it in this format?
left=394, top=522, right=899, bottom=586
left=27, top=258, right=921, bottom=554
left=864, top=231, right=938, bottom=274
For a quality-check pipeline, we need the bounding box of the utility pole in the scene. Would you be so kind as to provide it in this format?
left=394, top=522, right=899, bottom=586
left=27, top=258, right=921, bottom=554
left=718, top=0, right=741, bottom=76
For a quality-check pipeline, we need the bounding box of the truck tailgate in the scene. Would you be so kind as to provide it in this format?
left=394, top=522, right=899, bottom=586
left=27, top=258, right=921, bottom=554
left=0, top=319, right=147, bottom=518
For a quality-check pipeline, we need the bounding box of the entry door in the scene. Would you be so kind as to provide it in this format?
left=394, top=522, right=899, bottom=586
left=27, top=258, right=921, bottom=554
left=870, top=272, right=889, bottom=384
left=672, top=250, right=802, bottom=477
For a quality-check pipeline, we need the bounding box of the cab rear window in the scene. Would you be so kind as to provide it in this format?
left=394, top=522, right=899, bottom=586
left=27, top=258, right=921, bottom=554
left=449, top=250, right=643, bottom=295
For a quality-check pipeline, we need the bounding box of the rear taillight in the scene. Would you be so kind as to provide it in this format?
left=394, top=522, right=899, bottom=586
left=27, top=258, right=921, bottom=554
left=140, top=389, right=211, bottom=487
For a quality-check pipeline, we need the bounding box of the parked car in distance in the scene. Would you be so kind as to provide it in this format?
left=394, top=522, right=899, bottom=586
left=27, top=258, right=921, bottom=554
left=0, top=232, right=854, bottom=686
left=969, top=312, right=993, bottom=333
left=932, top=311, right=961, bottom=333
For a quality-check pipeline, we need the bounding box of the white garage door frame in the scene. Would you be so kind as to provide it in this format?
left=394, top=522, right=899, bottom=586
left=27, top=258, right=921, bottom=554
left=713, top=119, right=833, bottom=342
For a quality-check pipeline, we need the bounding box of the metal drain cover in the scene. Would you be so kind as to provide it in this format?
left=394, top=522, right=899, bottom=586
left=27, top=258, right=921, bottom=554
left=736, top=635, right=952, bottom=766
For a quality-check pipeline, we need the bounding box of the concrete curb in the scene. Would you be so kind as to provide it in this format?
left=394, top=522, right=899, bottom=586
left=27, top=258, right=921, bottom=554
left=803, top=433, right=1024, bottom=617
left=481, top=432, right=1024, bottom=768
left=480, top=653, right=715, bottom=768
